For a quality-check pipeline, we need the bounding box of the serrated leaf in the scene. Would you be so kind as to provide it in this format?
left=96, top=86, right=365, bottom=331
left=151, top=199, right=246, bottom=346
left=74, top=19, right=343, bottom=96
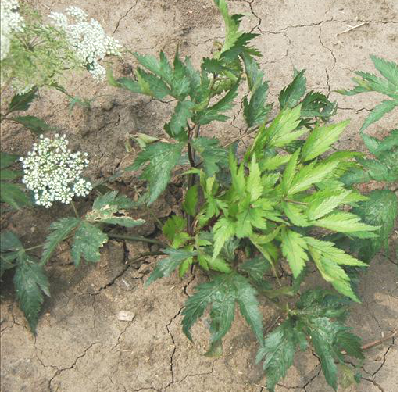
left=260, top=154, right=291, bottom=172
left=0, top=182, right=32, bottom=209
left=352, top=190, right=398, bottom=260
left=283, top=202, right=310, bottom=227
left=14, top=254, right=50, bottom=332
left=306, top=190, right=352, bottom=220
left=11, top=116, right=51, bottom=134
left=8, top=88, right=38, bottom=112
left=126, top=142, right=184, bottom=205
left=208, top=256, right=232, bottom=273
left=41, top=217, right=80, bottom=265
left=282, top=149, right=300, bottom=193
left=213, top=217, right=236, bottom=259
left=243, top=54, right=265, bottom=92
left=256, top=319, right=298, bottom=391
left=314, top=211, right=378, bottom=234
left=301, top=120, right=350, bottom=161
left=135, top=68, right=171, bottom=99
left=371, top=55, right=398, bottom=87
left=146, top=248, right=197, bottom=285
left=360, top=100, right=397, bottom=132
left=244, top=82, right=271, bottom=128
left=71, top=222, right=108, bottom=266
left=240, top=256, right=271, bottom=282
left=183, top=185, right=198, bottom=216
left=300, top=91, right=337, bottom=122
left=0, top=152, right=20, bottom=169
left=164, top=100, right=194, bottom=141
left=281, top=229, right=309, bottom=278
left=114, top=77, right=142, bottom=93
left=163, top=215, right=187, bottom=243
left=194, top=82, right=238, bottom=125
left=191, top=137, right=229, bottom=176
left=247, top=155, right=263, bottom=202
left=279, top=70, right=306, bottom=109
left=288, top=161, right=339, bottom=195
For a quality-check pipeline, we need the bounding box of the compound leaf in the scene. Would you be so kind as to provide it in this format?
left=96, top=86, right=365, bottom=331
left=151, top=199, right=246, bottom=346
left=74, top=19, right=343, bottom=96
left=71, top=222, right=108, bottom=266
left=281, top=229, right=309, bottom=278
left=213, top=217, right=236, bottom=259
left=126, top=142, right=184, bottom=205
left=41, top=217, right=80, bottom=265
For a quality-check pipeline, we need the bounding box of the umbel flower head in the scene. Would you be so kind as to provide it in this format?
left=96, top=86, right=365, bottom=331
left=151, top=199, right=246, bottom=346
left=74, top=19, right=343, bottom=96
left=49, top=6, right=122, bottom=80
left=20, top=134, right=92, bottom=208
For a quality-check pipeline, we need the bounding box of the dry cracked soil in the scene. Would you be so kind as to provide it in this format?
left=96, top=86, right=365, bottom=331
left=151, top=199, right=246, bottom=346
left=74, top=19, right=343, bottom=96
left=1, top=0, right=398, bottom=391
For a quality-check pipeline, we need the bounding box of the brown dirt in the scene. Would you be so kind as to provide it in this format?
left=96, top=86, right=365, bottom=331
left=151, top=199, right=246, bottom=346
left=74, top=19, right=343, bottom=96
left=1, top=0, right=397, bottom=391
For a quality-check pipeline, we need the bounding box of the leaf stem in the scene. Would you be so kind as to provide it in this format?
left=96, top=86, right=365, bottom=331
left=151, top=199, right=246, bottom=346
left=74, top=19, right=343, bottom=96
left=71, top=201, right=79, bottom=218
left=108, top=232, right=166, bottom=247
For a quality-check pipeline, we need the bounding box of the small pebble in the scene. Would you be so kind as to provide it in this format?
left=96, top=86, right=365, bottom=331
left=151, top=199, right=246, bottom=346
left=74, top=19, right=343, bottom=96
left=118, top=310, right=135, bottom=322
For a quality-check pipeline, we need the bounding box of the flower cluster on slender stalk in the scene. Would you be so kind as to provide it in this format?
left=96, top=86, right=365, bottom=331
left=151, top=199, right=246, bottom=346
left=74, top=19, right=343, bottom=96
left=1, top=0, right=24, bottom=61
left=20, top=134, right=92, bottom=208
left=49, top=6, right=122, bottom=80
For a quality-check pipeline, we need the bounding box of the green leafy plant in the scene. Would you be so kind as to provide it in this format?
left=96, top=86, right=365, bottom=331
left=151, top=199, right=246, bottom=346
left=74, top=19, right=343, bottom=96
left=338, top=56, right=398, bottom=262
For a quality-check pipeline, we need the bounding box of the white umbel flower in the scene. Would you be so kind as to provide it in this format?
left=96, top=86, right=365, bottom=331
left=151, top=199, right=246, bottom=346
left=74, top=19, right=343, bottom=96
left=20, top=134, right=92, bottom=208
left=0, top=0, right=24, bottom=61
left=49, top=7, right=122, bottom=81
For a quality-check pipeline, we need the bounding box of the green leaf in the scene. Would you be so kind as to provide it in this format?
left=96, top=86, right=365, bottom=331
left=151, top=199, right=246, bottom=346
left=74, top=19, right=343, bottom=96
left=300, top=91, right=337, bottom=122
left=163, top=215, right=188, bottom=247
left=71, top=222, right=108, bottom=266
left=213, top=218, right=236, bottom=259
left=288, top=161, right=339, bottom=195
left=0, top=182, right=32, bottom=209
left=370, top=55, right=398, bottom=87
left=182, top=273, right=263, bottom=345
left=240, top=256, right=271, bottom=282
left=256, top=319, right=298, bottom=391
left=114, top=77, right=142, bottom=94
left=306, top=189, right=352, bottom=220
left=247, top=155, right=263, bottom=202
left=243, top=55, right=265, bottom=92
left=0, top=152, right=19, bottom=169
left=352, top=190, right=398, bottom=260
left=360, top=100, right=397, bottom=132
left=0, top=169, right=21, bottom=180
left=314, top=212, right=379, bottom=234
left=126, top=142, right=184, bottom=205
left=279, top=70, right=306, bottom=109
left=207, top=256, right=232, bottom=273
left=194, top=82, right=239, bottom=125
left=135, top=68, right=171, bottom=99
left=164, top=100, right=194, bottom=141
left=281, top=229, right=309, bottom=278
left=183, top=185, right=198, bottom=216
left=283, top=202, right=310, bottom=227
left=301, top=120, right=350, bottom=161
left=8, top=88, right=38, bottom=112
left=260, top=154, right=291, bottom=172
left=41, top=217, right=80, bottom=265
left=191, top=137, right=229, bottom=176
left=243, top=82, right=271, bottom=128
left=11, top=116, right=51, bottom=134
left=146, top=248, right=197, bottom=286
left=0, top=230, right=23, bottom=252
left=14, top=254, right=50, bottom=332
left=282, top=149, right=300, bottom=193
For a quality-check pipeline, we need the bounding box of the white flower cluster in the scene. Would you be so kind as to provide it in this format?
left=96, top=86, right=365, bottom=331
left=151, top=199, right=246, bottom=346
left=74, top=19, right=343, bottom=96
left=1, top=0, right=24, bottom=61
left=49, top=7, right=122, bottom=80
left=20, top=134, right=92, bottom=208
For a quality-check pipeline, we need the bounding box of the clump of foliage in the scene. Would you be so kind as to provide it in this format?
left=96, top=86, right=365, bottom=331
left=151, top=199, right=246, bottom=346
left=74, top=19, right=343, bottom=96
left=0, top=0, right=397, bottom=391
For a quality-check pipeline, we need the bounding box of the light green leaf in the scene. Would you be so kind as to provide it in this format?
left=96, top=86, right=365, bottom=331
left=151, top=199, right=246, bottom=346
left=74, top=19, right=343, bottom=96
left=281, top=229, right=309, bottom=278
left=282, top=149, right=300, bottom=193
left=208, top=256, right=232, bottom=273
left=41, top=217, right=80, bottom=265
left=163, top=215, right=187, bottom=246
left=247, top=155, right=263, bottom=202
left=314, top=211, right=379, bottom=234
left=371, top=55, right=398, bottom=87
left=213, top=217, right=236, bottom=259
left=301, top=120, right=350, bottom=161
left=71, top=222, right=108, bottom=266
left=183, top=185, right=199, bottom=216
left=360, top=100, right=397, bottom=132
left=306, top=190, right=352, bottom=220
left=283, top=202, right=310, bottom=227
left=126, top=142, right=184, bottom=205
left=260, top=154, right=291, bottom=172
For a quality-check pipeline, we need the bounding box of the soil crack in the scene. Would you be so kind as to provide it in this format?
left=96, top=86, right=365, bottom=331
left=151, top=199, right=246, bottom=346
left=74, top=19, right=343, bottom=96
left=113, top=1, right=137, bottom=34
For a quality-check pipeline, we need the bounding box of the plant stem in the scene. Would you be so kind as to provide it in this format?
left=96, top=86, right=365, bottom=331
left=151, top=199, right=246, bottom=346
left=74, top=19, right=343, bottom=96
left=71, top=201, right=79, bottom=218
left=108, top=233, right=166, bottom=247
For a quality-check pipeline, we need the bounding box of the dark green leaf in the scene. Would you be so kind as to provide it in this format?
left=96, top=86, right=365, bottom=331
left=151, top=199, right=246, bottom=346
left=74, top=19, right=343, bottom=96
left=8, top=88, right=38, bottom=113
left=41, top=217, right=80, bottom=265
left=146, top=248, right=197, bottom=285
left=164, top=100, right=194, bottom=141
left=71, top=222, right=108, bottom=266
left=126, top=142, right=184, bottom=205
left=240, top=256, right=271, bottom=281
left=279, top=70, right=306, bottom=109
left=0, top=152, right=19, bottom=169
left=0, top=230, right=23, bottom=252
left=11, top=116, right=51, bottom=134
left=244, top=82, right=271, bottom=128
left=14, top=254, right=50, bottom=332
left=183, top=185, right=198, bottom=216
left=0, top=182, right=32, bottom=209
left=360, top=100, right=397, bottom=132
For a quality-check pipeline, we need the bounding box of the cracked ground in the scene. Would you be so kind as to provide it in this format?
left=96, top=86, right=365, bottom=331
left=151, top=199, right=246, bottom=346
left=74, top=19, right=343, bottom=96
left=1, top=0, right=398, bottom=391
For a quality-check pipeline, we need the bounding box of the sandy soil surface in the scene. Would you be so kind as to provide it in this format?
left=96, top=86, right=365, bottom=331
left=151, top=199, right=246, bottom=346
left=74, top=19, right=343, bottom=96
left=1, top=0, right=397, bottom=391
